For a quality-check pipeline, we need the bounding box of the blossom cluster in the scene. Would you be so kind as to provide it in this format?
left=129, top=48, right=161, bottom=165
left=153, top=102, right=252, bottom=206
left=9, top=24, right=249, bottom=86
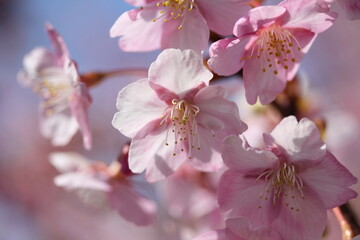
left=18, top=0, right=360, bottom=239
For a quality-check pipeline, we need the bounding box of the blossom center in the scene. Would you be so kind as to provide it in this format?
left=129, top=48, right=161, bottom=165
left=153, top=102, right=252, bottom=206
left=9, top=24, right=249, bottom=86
left=160, top=99, right=202, bottom=158
left=256, top=162, right=304, bottom=211
left=245, top=25, right=301, bottom=75
left=36, top=71, right=74, bottom=116
left=150, top=0, right=195, bottom=29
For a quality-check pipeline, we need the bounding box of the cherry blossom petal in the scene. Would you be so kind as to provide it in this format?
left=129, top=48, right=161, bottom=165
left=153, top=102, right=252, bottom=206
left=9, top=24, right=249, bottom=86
left=269, top=116, right=326, bottom=162
left=280, top=0, right=337, bottom=34
left=218, top=171, right=281, bottom=227
left=194, top=85, right=247, bottom=135
left=70, top=81, right=92, bottom=150
left=40, top=113, right=79, bottom=147
left=243, top=47, right=288, bottom=105
left=226, top=218, right=280, bottom=240
left=125, top=0, right=156, bottom=7
left=272, top=189, right=327, bottom=240
left=110, top=6, right=163, bottom=52
left=129, top=129, right=187, bottom=182
left=18, top=47, right=58, bottom=86
left=166, top=176, right=217, bottom=219
left=299, top=151, right=358, bottom=209
left=162, top=8, right=209, bottom=53
left=45, top=23, right=70, bottom=65
left=222, top=135, right=278, bottom=173
left=149, top=49, right=213, bottom=95
left=233, top=6, right=287, bottom=38
left=246, top=6, right=287, bottom=34
left=196, top=0, right=251, bottom=36
left=338, top=0, right=360, bottom=20
left=108, top=183, right=156, bottom=226
left=186, top=125, right=224, bottom=172
left=54, top=172, right=111, bottom=192
left=49, top=152, right=89, bottom=173
left=149, top=81, right=179, bottom=105
left=112, top=78, right=167, bottom=139
left=284, top=29, right=315, bottom=80
left=194, top=230, right=229, bottom=240
left=208, top=37, right=252, bottom=76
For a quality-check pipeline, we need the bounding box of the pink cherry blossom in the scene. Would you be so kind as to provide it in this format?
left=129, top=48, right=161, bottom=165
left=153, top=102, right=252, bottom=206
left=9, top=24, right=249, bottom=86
left=208, top=0, right=337, bottom=104
left=157, top=165, right=223, bottom=239
left=218, top=116, right=357, bottom=240
left=338, top=0, right=360, bottom=20
left=49, top=152, right=157, bottom=226
left=110, top=0, right=251, bottom=53
left=18, top=23, right=92, bottom=150
left=112, top=49, right=247, bottom=182
left=194, top=217, right=280, bottom=240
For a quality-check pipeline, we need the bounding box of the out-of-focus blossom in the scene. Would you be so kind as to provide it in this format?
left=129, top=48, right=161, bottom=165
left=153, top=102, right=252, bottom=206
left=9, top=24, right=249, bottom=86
left=194, top=217, right=280, bottom=240
left=218, top=116, right=357, bottom=240
left=112, top=49, right=247, bottom=182
left=110, top=0, right=251, bottom=53
left=50, top=152, right=157, bottom=226
left=338, top=0, right=360, bottom=20
left=221, top=78, right=281, bottom=147
left=18, top=23, right=92, bottom=150
left=157, top=165, right=223, bottom=240
left=208, top=0, right=337, bottom=104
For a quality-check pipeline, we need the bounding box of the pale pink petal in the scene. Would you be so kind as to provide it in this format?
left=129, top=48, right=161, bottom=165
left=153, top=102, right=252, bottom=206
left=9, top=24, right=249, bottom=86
left=280, top=0, right=337, bottom=33
left=194, top=85, right=247, bottom=136
left=269, top=116, right=326, bottom=162
left=54, top=172, right=111, bottom=192
left=243, top=47, right=288, bottom=105
left=291, top=28, right=317, bottom=54
left=18, top=47, right=58, bottom=86
left=148, top=81, right=179, bottom=105
left=233, top=17, right=257, bottom=38
left=112, top=78, right=167, bottom=139
left=208, top=37, right=251, bottom=76
left=234, top=6, right=287, bottom=38
left=166, top=177, right=217, bottom=219
left=181, top=82, right=207, bottom=100
left=272, top=188, right=327, bottom=240
left=49, top=152, right=89, bottom=173
left=45, top=23, right=70, bottom=65
left=149, top=49, right=213, bottom=96
left=284, top=29, right=315, bottom=80
left=194, top=230, right=229, bottom=240
left=338, top=0, right=360, bottom=20
left=226, top=218, right=280, bottom=240
left=222, top=135, right=278, bottom=173
left=124, top=0, right=156, bottom=7
left=69, top=82, right=92, bottom=150
left=110, top=6, right=163, bottom=52
left=162, top=8, right=209, bottom=53
left=40, top=113, right=79, bottom=147
left=196, top=0, right=251, bottom=36
left=218, top=171, right=281, bottom=226
left=108, top=183, right=156, bottom=226
left=129, top=129, right=187, bottom=182
left=186, top=125, right=224, bottom=172
left=299, top=151, right=358, bottom=209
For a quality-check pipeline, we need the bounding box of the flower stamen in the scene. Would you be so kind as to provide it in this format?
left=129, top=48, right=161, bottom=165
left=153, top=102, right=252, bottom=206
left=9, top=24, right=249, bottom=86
left=145, top=0, right=195, bottom=29
left=246, top=24, right=302, bottom=75
left=256, top=162, right=304, bottom=210
left=160, top=99, right=201, bottom=158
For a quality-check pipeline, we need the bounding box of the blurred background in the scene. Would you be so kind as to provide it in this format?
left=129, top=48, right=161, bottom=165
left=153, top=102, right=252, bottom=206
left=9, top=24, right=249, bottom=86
left=0, top=0, right=359, bottom=239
